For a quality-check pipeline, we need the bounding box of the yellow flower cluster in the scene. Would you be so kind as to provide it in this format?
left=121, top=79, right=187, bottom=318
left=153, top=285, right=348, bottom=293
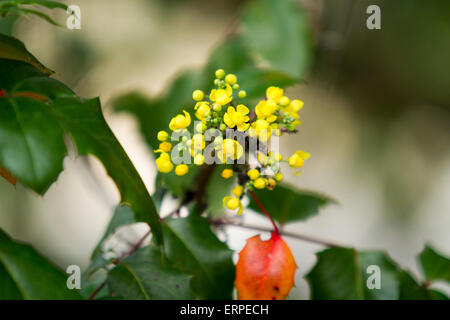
left=154, top=68, right=309, bottom=216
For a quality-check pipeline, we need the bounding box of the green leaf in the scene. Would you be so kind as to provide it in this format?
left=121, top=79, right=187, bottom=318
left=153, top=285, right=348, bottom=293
left=306, top=247, right=364, bottom=300
left=306, top=247, right=442, bottom=300
left=419, top=245, right=450, bottom=283
left=0, top=0, right=67, bottom=10
left=0, top=55, right=163, bottom=244
left=249, top=183, right=336, bottom=224
left=242, top=0, right=312, bottom=78
left=0, top=33, right=53, bottom=74
left=0, top=62, right=67, bottom=193
left=106, top=246, right=192, bottom=300
left=0, top=227, right=83, bottom=299
left=161, top=215, right=235, bottom=299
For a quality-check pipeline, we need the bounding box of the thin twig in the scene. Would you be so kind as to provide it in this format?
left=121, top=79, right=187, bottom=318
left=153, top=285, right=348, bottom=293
left=212, top=219, right=342, bottom=248
left=249, top=190, right=280, bottom=234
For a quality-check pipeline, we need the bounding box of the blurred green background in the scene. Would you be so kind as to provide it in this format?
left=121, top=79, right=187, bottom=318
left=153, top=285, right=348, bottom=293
left=0, top=0, right=449, bottom=299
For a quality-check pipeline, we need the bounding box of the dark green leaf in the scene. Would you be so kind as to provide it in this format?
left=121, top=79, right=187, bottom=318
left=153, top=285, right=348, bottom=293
left=306, top=247, right=364, bottom=300
left=156, top=165, right=201, bottom=197
left=306, top=248, right=439, bottom=300
left=161, top=215, right=235, bottom=299
left=0, top=227, right=83, bottom=299
left=0, top=54, right=163, bottom=244
left=419, top=245, right=450, bottom=283
left=242, top=0, right=312, bottom=78
left=249, top=183, right=336, bottom=224
left=106, top=246, right=192, bottom=300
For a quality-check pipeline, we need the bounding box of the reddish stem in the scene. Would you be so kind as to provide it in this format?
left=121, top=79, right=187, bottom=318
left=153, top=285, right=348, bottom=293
left=249, top=190, right=279, bottom=234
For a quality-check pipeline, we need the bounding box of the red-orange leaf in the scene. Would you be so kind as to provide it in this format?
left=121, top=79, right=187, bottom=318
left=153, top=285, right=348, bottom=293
left=0, top=166, right=17, bottom=186
left=235, top=232, right=297, bottom=300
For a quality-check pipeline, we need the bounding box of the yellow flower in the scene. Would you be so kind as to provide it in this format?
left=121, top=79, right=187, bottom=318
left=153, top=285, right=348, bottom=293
left=221, top=169, right=234, bottom=179
left=279, top=96, right=291, bottom=107
left=175, top=164, right=189, bottom=176
left=225, top=74, right=237, bottom=85
left=266, top=86, right=284, bottom=103
left=210, top=84, right=233, bottom=105
left=155, top=152, right=173, bottom=173
left=282, top=99, right=304, bottom=119
left=215, top=69, right=225, bottom=79
left=274, top=172, right=283, bottom=182
left=190, top=134, right=205, bottom=156
left=232, top=185, right=244, bottom=197
left=193, top=154, right=204, bottom=166
left=159, top=141, right=172, bottom=152
left=250, top=119, right=272, bottom=142
left=157, top=130, right=169, bottom=141
left=287, top=150, right=310, bottom=168
left=222, top=196, right=244, bottom=215
left=219, top=139, right=244, bottom=162
left=194, top=102, right=211, bottom=122
left=192, top=90, right=204, bottom=102
left=253, top=178, right=267, bottom=189
left=247, top=169, right=260, bottom=180
left=223, top=104, right=250, bottom=131
left=169, top=110, right=191, bottom=131
left=267, top=178, right=276, bottom=190
left=255, top=100, right=277, bottom=122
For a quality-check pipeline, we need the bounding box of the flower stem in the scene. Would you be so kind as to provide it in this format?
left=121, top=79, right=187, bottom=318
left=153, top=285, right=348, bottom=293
left=249, top=190, right=279, bottom=234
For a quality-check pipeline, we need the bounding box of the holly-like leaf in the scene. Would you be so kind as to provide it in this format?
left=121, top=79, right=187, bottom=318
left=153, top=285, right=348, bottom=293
left=242, top=0, right=312, bottom=78
left=0, top=35, right=163, bottom=244
left=106, top=246, right=192, bottom=300
left=0, top=0, right=67, bottom=10
left=0, top=227, right=83, bottom=299
left=235, top=232, right=296, bottom=300
left=419, top=245, right=450, bottom=283
left=249, top=184, right=336, bottom=224
left=161, top=215, right=235, bottom=299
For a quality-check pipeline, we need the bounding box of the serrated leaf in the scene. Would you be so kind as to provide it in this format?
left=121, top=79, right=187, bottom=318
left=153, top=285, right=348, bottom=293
left=106, top=246, right=192, bottom=300
left=235, top=232, right=296, bottom=300
left=419, top=245, right=450, bottom=283
left=249, top=184, right=336, bottom=224
left=0, top=227, right=83, bottom=299
left=0, top=33, right=53, bottom=74
left=161, top=215, right=235, bottom=299
left=0, top=49, right=163, bottom=244
left=242, top=0, right=312, bottom=78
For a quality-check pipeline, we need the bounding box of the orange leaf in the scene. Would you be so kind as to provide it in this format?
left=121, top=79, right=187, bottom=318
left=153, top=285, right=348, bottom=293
left=0, top=167, right=17, bottom=186
left=235, top=232, right=297, bottom=300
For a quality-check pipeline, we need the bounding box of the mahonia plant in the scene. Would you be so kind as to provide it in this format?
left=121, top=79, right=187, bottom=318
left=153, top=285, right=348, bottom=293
left=154, top=69, right=310, bottom=216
